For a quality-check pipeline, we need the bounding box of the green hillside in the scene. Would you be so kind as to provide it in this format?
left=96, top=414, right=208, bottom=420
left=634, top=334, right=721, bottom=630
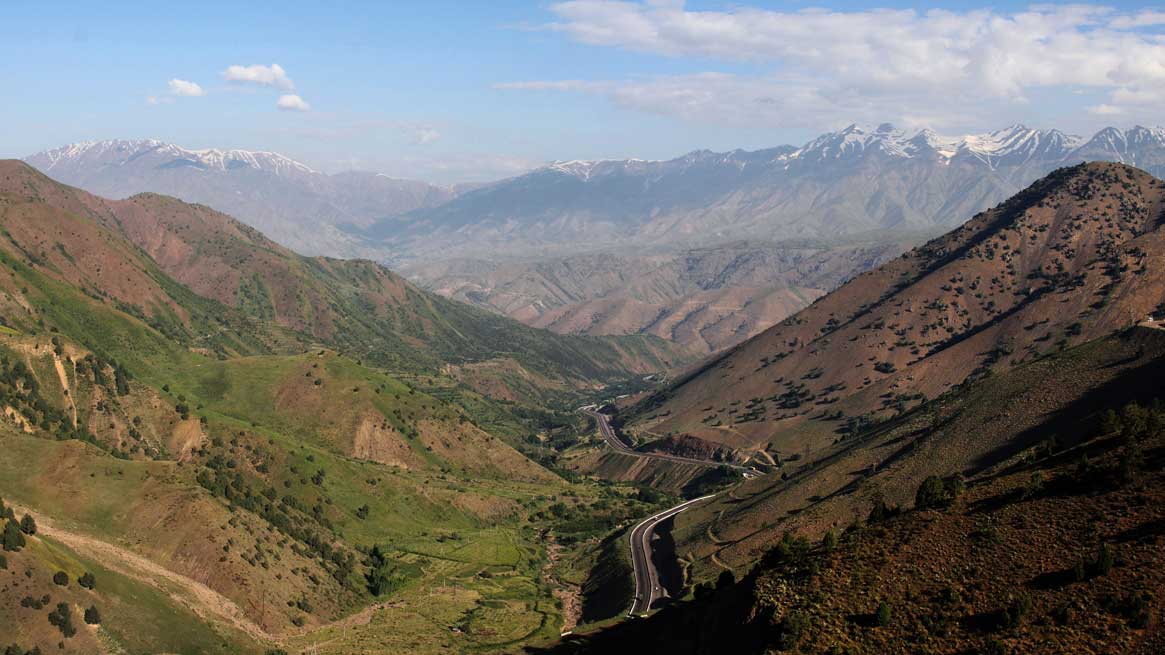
left=0, top=160, right=678, bottom=654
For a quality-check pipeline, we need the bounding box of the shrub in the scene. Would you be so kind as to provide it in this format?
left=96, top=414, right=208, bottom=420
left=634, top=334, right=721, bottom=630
left=915, top=476, right=946, bottom=510
left=915, top=475, right=964, bottom=510
left=822, top=529, right=838, bottom=552
left=868, top=499, right=900, bottom=523
left=776, top=610, right=808, bottom=650
left=876, top=601, right=892, bottom=627
left=716, top=570, right=736, bottom=589
left=1094, top=543, right=1115, bottom=576
left=52, top=571, right=69, bottom=586
left=83, top=605, right=101, bottom=625
left=78, top=572, right=96, bottom=590
left=1000, top=593, right=1033, bottom=629
left=47, top=602, right=75, bottom=637
left=18, top=515, right=35, bottom=535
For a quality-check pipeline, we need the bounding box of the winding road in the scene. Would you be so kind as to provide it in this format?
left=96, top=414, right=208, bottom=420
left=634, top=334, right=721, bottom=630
left=581, top=408, right=752, bottom=616
left=627, top=495, right=714, bottom=616
left=582, top=408, right=753, bottom=473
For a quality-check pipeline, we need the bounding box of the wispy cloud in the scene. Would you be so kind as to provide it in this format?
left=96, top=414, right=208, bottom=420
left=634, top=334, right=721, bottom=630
left=502, top=2, right=1165, bottom=129
left=276, top=94, right=311, bottom=112
left=224, top=64, right=295, bottom=90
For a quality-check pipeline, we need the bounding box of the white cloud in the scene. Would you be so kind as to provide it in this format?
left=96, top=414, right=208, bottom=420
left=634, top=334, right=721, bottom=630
left=414, top=127, right=441, bottom=144
left=168, top=78, right=206, bottom=97
left=276, top=94, right=311, bottom=112
left=224, top=64, right=295, bottom=90
left=509, top=2, right=1165, bottom=128
left=1088, top=104, right=1124, bottom=116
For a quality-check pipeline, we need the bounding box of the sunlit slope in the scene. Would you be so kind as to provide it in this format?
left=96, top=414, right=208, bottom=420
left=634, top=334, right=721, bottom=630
left=628, top=163, right=1165, bottom=461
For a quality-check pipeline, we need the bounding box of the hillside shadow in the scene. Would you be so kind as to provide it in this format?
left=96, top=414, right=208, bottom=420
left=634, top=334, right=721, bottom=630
left=968, top=336, right=1165, bottom=475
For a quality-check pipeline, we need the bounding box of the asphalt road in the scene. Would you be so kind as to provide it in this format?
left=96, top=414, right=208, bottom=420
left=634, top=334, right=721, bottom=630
left=627, top=495, right=714, bottom=616
left=580, top=409, right=752, bottom=616
left=582, top=409, right=753, bottom=473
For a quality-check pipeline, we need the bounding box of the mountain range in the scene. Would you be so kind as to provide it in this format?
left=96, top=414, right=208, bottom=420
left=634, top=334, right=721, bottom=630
left=29, top=125, right=1165, bottom=264
left=26, top=124, right=1165, bottom=356
left=25, top=139, right=458, bottom=257
left=365, top=124, right=1165, bottom=260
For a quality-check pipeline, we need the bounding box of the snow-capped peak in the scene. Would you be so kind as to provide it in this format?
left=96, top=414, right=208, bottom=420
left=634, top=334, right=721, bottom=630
left=782, top=123, right=1088, bottom=168
left=546, top=158, right=654, bottom=180
left=30, top=139, right=318, bottom=177
left=789, top=123, right=947, bottom=162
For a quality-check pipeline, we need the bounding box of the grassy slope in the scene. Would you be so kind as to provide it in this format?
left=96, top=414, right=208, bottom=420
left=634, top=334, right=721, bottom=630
left=0, top=161, right=681, bottom=653
left=1, top=528, right=257, bottom=655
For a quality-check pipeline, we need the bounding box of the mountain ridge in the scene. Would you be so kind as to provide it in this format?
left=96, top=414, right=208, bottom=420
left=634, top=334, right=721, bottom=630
left=25, top=139, right=458, bottom=257
left=622, top=161, right=1165, bottom=462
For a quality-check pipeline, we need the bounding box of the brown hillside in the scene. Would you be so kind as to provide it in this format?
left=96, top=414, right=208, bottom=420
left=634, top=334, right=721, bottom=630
left=0, top=161, right=194, bottom=321
left=100, top=191, right=410, bottom=340
left=673, top=325, right=1165, bottom=576
left=540, top=329, right=1165, bottom=655
left=629, top=163, right=1165, bottom=461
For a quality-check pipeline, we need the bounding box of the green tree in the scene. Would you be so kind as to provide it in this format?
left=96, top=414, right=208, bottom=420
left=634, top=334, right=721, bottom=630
left=53, top=571, right=69, bottom=586
left=19, top=514, right=35, bottom=535
left=78, top=572, right=96, bottom=590
left=876, top=601, right=892, bottom=627
left=83, top=605, right=102, bottom=625
left=2, top=520, right=25, bottom=552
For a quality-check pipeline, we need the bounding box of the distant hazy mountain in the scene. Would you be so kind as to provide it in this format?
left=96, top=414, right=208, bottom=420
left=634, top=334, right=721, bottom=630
left=366, top=124, right=1165, bottom=261
left=25, top=139, right=456, bottom=256
left=406, top=238, right=912, bottom=353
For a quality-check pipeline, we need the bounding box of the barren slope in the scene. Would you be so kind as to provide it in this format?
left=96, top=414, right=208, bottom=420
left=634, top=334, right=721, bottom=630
left=627, top=163, right=1165, bottom=461
left=410, top=240, right=910, bottom=353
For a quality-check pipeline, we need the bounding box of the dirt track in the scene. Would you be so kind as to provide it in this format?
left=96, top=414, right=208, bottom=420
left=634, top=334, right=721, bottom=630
left=19, top=506, right=271, bottom=643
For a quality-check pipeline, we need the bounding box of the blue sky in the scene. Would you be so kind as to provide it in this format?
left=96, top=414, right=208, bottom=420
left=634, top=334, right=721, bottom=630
left=3, top=1, right=1165, bottom=182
